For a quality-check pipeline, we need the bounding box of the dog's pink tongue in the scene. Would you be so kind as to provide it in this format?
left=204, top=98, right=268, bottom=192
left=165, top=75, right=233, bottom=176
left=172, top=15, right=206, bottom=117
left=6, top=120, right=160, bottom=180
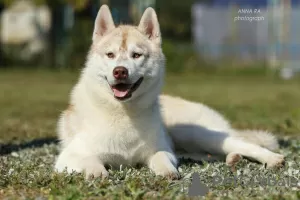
left=112, top=88, right=129, bottom=98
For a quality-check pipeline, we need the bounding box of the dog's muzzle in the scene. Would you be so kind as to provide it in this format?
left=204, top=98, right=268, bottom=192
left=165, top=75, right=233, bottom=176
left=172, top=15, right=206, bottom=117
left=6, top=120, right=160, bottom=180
left=107, top=77, right=144, bottom=101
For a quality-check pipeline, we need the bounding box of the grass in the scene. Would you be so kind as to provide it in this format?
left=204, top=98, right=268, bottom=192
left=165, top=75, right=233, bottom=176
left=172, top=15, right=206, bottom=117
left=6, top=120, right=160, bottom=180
left=0, top=69, right=299, bottom=199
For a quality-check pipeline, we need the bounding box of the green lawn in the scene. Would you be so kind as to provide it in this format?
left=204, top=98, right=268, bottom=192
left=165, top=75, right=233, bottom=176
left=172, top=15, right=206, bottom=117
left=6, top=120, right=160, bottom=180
left=0, top=69, right=299, bottom=199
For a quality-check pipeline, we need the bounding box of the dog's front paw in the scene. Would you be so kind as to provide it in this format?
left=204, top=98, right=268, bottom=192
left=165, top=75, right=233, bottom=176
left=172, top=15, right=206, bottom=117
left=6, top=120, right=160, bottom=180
left=55, top=152, right=109, bottom=179
left=266, top=153, right=285, bottom=168
left=148, top=151, right=180, bottom=180
left=153, top=165, right=180, bottom=180
left=85, top=164, right=109, bottom=179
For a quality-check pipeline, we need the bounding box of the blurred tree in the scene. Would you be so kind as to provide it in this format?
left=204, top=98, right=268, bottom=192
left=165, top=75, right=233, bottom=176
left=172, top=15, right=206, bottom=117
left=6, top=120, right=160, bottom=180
left=0, top=2, right=4, bottom=66
left=156, top=0, right=195, bottom=41
left=1, top=0, right=88, bottom=9
left=156, top=0, right=210, bottom=41
left=36, top=0, right=88, bottom=67
left=0, top=0, right=88, bottom=67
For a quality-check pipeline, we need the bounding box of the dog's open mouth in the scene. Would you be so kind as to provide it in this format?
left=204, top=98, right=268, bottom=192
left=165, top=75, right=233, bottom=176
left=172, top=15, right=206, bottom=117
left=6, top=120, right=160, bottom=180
left=110, top=77, right=143, bottom=101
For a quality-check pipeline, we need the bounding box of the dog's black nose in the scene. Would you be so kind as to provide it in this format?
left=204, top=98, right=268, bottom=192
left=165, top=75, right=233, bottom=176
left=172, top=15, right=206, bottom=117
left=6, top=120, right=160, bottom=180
left=113, top=66, right=128, bottom=80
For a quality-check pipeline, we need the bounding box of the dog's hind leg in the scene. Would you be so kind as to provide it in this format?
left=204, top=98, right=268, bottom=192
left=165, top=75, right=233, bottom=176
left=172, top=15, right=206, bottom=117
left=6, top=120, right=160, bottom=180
left=169, top=125, right=284, bottom=168
left=221, top=136, right=284, bottom=168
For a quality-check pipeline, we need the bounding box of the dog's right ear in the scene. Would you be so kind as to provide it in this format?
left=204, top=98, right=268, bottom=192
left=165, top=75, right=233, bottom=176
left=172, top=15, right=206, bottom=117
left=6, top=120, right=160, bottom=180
left=93, top=5, right=115, bottom=41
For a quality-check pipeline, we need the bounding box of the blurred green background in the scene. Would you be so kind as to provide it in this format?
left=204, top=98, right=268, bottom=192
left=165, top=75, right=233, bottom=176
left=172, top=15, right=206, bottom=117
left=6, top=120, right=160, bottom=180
left=0, top=0, right=298, bottom=142
left=1, top=0, right=289, bottom=71
left=0, top=0, right=199, bottom=71
left=0, top=0, right=299, bottom=142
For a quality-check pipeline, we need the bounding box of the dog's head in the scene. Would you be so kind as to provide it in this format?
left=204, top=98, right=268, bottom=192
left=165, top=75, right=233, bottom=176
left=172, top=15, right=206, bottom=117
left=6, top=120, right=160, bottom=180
left=83, top=5, right=165, bottom=104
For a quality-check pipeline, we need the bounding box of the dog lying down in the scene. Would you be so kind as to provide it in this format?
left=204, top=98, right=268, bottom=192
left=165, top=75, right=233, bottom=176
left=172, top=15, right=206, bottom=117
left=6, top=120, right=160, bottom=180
left=54, top=5, right=285, bottom=179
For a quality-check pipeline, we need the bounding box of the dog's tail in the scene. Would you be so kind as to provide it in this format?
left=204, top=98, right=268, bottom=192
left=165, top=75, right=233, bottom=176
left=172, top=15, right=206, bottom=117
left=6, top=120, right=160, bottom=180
left=230, top=129, right=279, bottom=151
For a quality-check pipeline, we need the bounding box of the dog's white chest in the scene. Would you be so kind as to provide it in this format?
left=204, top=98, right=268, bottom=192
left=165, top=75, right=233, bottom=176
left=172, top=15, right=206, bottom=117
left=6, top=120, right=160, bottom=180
left=79, top=114, right=160, bottom=167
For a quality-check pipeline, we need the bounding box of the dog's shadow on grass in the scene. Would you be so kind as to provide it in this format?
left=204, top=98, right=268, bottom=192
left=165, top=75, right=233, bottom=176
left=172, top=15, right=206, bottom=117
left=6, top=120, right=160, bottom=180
left=0, top=137, right=59, bottom=155
left=278, top=138, right=292, bottom=148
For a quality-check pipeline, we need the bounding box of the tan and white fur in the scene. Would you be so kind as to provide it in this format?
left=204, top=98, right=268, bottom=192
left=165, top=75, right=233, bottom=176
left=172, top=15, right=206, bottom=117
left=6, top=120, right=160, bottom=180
left=54, top=5, right=285, bottom=179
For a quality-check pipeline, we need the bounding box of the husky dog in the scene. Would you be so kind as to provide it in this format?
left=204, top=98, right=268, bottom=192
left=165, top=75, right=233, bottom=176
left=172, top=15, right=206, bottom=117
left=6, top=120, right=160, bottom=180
left=54, top=5, right=285, bottom=179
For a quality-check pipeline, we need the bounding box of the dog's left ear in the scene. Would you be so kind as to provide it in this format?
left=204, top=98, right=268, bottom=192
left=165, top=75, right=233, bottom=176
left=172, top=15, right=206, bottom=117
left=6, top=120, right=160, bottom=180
left=138, top=7, right=161, bottom=45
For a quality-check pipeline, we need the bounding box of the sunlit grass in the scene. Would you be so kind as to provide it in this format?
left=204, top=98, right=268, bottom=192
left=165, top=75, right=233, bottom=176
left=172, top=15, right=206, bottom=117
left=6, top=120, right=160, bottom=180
left=0, top=69, right=299, bottom=199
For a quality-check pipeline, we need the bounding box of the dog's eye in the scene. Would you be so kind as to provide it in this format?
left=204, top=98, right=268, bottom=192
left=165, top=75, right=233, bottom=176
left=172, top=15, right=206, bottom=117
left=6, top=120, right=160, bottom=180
left=106, top=52, right=115, bottom=59
left=132, top=52, right=142, bottom=59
